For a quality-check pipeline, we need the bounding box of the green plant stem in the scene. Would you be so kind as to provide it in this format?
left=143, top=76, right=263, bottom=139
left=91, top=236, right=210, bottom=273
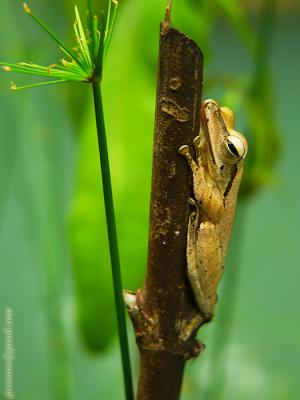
left=92, top=82, right=134, bottom=400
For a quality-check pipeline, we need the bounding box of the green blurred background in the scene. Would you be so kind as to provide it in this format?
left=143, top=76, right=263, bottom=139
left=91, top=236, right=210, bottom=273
left=0, top=0, right=299, bottom=399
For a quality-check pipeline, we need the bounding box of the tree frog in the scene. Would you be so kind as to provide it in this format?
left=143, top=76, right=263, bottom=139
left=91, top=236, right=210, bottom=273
left=179, top=99, right=248, bottom=321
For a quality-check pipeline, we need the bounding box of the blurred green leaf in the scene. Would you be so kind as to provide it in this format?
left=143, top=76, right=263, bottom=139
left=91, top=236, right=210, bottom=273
left=216, top=0, right=256, bottom=53
left=242, top=0, right=281, bottom=196
left=69, top=107, right=115, bottom=351
left=68, top=0, right=155, bottom=352
left=242, top=78, right=281, bottom=195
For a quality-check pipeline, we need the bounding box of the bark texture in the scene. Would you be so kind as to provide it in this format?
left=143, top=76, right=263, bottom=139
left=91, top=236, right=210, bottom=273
left=125, top=20, right=204, bottom=400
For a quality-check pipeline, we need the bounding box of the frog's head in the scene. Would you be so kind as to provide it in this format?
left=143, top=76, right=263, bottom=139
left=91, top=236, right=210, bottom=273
left=200, top=99, right=248, bottom=191
left=201, top=99, right=248, bottom=166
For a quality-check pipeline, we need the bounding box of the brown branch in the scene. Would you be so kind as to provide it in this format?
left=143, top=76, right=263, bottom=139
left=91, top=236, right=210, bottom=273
left=124, top=11, right=204, bottom=400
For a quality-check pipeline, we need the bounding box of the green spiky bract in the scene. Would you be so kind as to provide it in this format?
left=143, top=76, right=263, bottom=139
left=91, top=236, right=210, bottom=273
left=1, top=1, right=118, bottom=89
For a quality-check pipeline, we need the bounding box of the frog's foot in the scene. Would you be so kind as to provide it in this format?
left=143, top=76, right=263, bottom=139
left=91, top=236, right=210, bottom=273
left=178, top=145, right=198, bottom=173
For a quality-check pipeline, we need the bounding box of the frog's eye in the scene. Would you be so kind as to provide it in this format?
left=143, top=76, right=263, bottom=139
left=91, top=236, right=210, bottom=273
left=226, top=134, right=247, bottom=160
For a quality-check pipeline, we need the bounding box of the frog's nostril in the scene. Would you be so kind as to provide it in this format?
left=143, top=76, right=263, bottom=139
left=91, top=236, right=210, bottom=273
left=203, top=99, right=220, bottom=110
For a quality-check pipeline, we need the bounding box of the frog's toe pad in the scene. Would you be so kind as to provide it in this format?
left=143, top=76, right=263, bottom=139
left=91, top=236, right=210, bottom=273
left=178, top=145, right=189, bottom=155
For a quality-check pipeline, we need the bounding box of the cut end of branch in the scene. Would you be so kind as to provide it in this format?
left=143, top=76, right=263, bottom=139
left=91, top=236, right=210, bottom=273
left=164, top=0, right=173, bottom=26
left=23, top=2, right=31, bottom=14
left=123, top=290, right=138, bottom=311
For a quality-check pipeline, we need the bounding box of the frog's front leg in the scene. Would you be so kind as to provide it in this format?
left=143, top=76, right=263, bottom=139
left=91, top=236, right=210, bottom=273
left=179, top=142, right=224, bottom=224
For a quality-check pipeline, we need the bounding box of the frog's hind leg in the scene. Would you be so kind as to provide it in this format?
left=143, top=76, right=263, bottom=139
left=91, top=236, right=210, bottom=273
left=186, top=200, right=207, bottom=312
left=193, top=220, right=222, bottom=320
left=186, top=198, right=220, bottom=321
